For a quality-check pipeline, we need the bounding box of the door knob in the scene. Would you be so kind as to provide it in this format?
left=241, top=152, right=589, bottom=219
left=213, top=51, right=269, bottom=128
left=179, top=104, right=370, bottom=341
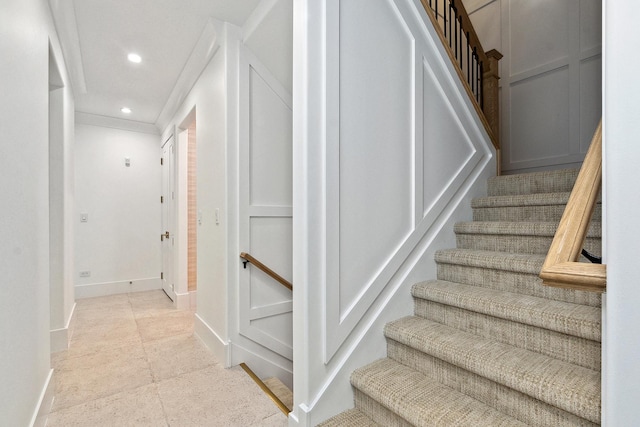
left=161, top=231, right=170, bottom=241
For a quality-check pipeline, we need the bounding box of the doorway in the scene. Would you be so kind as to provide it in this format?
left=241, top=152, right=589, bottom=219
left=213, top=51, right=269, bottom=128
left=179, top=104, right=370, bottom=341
left=161, top=135, right=176, bottom=301
left=177, top=112, right=197, bottom=310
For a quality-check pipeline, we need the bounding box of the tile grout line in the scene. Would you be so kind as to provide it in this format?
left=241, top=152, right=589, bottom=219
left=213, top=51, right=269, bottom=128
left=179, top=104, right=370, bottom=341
left=129, top=292, right=172, bottom=426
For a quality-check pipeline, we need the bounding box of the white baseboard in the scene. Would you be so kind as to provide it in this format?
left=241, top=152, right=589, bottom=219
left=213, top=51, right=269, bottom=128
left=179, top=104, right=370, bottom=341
left=30, top=369, right=54, bottom=427
left=50, top=302, right=76, bottom=353
left=75, top=278, right=161, bottom=299
left=175, top=291, right=190, bottom=310
left=231, top=343, right=293, bottom=390
left=194, top=313, right=229, bottom=367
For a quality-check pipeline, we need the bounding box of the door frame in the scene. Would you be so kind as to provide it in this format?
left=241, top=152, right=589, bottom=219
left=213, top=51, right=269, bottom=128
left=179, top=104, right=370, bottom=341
left=161, top=134, right=176, bottom=301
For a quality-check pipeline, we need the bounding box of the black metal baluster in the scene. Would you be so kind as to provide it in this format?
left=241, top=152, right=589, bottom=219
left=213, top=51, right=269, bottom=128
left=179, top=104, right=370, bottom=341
left=453, top=4, right=458, bottom=58
left=449, top=2, right=453, bottom=45
left=479, top=61, right=484, bottom=108
left=444, top=0, right=447, bottom=38
left=459, top=21, right=463, bottom=68
left=466, top=32, right=470, bottom=86
left=471, top=49, right=475, bottom=95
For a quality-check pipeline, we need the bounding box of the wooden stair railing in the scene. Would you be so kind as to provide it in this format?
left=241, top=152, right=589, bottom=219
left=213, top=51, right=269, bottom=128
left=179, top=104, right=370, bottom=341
left=240, top=252, right=293, bottom=291
left=419, top=0, right=503, bottom=173
left=239, top=363, right=291, bottom=415
left=540, top=121, right=606, bottom=292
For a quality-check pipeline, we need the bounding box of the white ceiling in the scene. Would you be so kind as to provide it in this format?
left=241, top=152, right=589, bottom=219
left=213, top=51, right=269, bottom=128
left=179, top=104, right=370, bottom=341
left=51, top=0, right=262, bottom=127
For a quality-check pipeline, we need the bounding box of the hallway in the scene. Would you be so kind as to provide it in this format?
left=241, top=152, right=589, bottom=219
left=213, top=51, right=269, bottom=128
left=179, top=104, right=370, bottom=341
left=47, top=291, right=288, bottom=426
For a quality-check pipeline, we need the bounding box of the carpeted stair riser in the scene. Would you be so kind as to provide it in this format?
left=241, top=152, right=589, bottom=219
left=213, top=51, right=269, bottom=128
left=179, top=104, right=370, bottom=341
left=454, top=221, right=601, bottom=255
left=350, top=358, right=526, bottom=426
left=386, top=340, right=598, bottom=427
left=354, top=391, right=413, bottom=427
left=414, top=299, right=600, bottom=370
left=487, top=169, right=580, bottom=196
left=472, top=193, right=602, bottom=223
left=317, top=408, right=380, bottom=427
left=435, top=249, right=602, bottom=307
left=386, top=340, right=597, bottom=427
left=384, top=317, right=601, bottom=424
left=412, top=281, right=601, bottom=342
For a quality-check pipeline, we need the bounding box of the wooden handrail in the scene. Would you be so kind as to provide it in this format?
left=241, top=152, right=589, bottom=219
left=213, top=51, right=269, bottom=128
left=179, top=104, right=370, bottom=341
left=240, top=252, right=293, bottom=291
left=539, top=121, right=606, bottom=292
left=239, top=363, right=291, bottom=415
left=419, top=0, right=503, bottom=172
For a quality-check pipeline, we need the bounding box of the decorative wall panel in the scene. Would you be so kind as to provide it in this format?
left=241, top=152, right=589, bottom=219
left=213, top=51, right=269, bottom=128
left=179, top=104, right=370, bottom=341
left=239, top=46, right=293, bottom=361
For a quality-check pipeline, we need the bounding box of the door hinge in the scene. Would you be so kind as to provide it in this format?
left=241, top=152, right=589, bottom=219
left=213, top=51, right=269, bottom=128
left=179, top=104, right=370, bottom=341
left=161, top=157, right=164, bottom=165
left=161, top=195, right=164, bottom=203
left=161, top=272, right=164, bottom=280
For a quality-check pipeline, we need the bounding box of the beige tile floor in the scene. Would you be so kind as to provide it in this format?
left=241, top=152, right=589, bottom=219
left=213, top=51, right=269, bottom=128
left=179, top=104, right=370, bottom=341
left=47, top=291, right=289, bottom=426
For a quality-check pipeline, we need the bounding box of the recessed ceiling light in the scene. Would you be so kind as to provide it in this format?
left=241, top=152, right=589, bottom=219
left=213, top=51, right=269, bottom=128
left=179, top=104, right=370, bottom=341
left=121, top=107, right=132, bottom=114
left=127, top=53, right=141, bottom=63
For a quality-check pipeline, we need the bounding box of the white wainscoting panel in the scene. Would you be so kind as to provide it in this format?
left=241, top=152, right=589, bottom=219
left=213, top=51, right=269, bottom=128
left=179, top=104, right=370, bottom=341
left=579, top=55, right=602, bottom=153
left=249, top=68, right=293, bottom=207
left=508, top=0, right=570, bottom=76
left=510, top=67, right=570, bottom=163
left=322, top=0, right=493, bottom=362
left=501, top=0, right=601, bottom=173
left=335, top=0, right=415, bottom=323
left=239, top=45, right=293, bottom=363
left=421, top=60, right=478, bottom=218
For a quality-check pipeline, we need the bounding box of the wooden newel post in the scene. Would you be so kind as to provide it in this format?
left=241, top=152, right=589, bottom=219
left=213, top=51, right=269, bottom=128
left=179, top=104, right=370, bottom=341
left=483, top=49, right=503, bottom=174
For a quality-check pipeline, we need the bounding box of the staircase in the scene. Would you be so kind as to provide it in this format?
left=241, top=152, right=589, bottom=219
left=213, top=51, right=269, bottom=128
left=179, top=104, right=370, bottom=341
left=320, top=169, right=602, bottom=426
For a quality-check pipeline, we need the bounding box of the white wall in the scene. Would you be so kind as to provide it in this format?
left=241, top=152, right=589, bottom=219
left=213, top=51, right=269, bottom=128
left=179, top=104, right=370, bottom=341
left=160, top=23, right=230, bottom=364
left=48, top=45, right=76, bottom=354
left=602, top=2, right=640, bottom=423
left=292, top=0, right=496, bottom=424
left=0, top=0, right=74, bottom=424
left=74, top=122, right=161, bottom=297
left=464, top=0, right=602, bottom=174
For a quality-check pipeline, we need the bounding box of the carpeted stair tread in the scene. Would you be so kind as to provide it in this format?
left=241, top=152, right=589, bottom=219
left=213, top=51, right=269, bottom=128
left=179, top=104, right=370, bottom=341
left=317, top=408, right=382, bottom=426
left=386, top=341, right=598, bottom=426
left=413, top=298, right=601, bottom=370
left=454, top=221, right=601, bottom=237
left=435, top=249, right=601, bottom=307
left=351, top=358, right=527, bottom=426
left=488, top=169, right=580, bottom=196
left=436, top=249, right=544, bottom=274
left=471, top=192, right=602, bottom=222
left=385, top=317, right=601, bottom=423
left=412, top=280, right=601, bottom=341
left=454, top=221, right=601, bottom=255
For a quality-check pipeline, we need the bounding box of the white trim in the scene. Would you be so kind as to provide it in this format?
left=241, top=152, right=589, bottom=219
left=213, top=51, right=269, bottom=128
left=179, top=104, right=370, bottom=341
left=47, top=0, right=87, bottom=94
left=75, top=278, right=162, bottom=299
left=174, top=291, right=190, bottom=310
left=230, top=343, right=293, bottom=390
left=242, top=0, right=279, bottom=41
left=75, top=112, right=159, bottom=135
left=194, top=313, right=229, bottom=367
left=50, top=302, right=76, bottom=353
left=29, top=369, right=54, bottom=427
left=155, top=19, right=221, bottom=131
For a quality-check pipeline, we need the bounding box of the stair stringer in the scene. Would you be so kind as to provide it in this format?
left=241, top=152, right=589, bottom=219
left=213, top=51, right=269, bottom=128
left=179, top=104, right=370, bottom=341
left=292, top=1, right=497, bottom=424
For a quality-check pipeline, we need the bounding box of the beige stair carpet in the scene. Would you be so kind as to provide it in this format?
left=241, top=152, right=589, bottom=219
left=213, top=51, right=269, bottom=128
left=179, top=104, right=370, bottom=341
left=320, top=169, right=601, bottom=426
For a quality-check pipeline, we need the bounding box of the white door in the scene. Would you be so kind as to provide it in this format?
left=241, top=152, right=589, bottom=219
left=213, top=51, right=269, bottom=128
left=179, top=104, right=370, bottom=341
left=161, top=136, right=176, bottom=301
left=238, top=46, right=293, bottom=361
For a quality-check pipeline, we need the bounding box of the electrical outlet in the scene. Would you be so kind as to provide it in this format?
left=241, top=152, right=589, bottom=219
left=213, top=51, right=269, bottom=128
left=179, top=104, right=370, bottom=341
left=79, top=270, right=91, bottom=278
